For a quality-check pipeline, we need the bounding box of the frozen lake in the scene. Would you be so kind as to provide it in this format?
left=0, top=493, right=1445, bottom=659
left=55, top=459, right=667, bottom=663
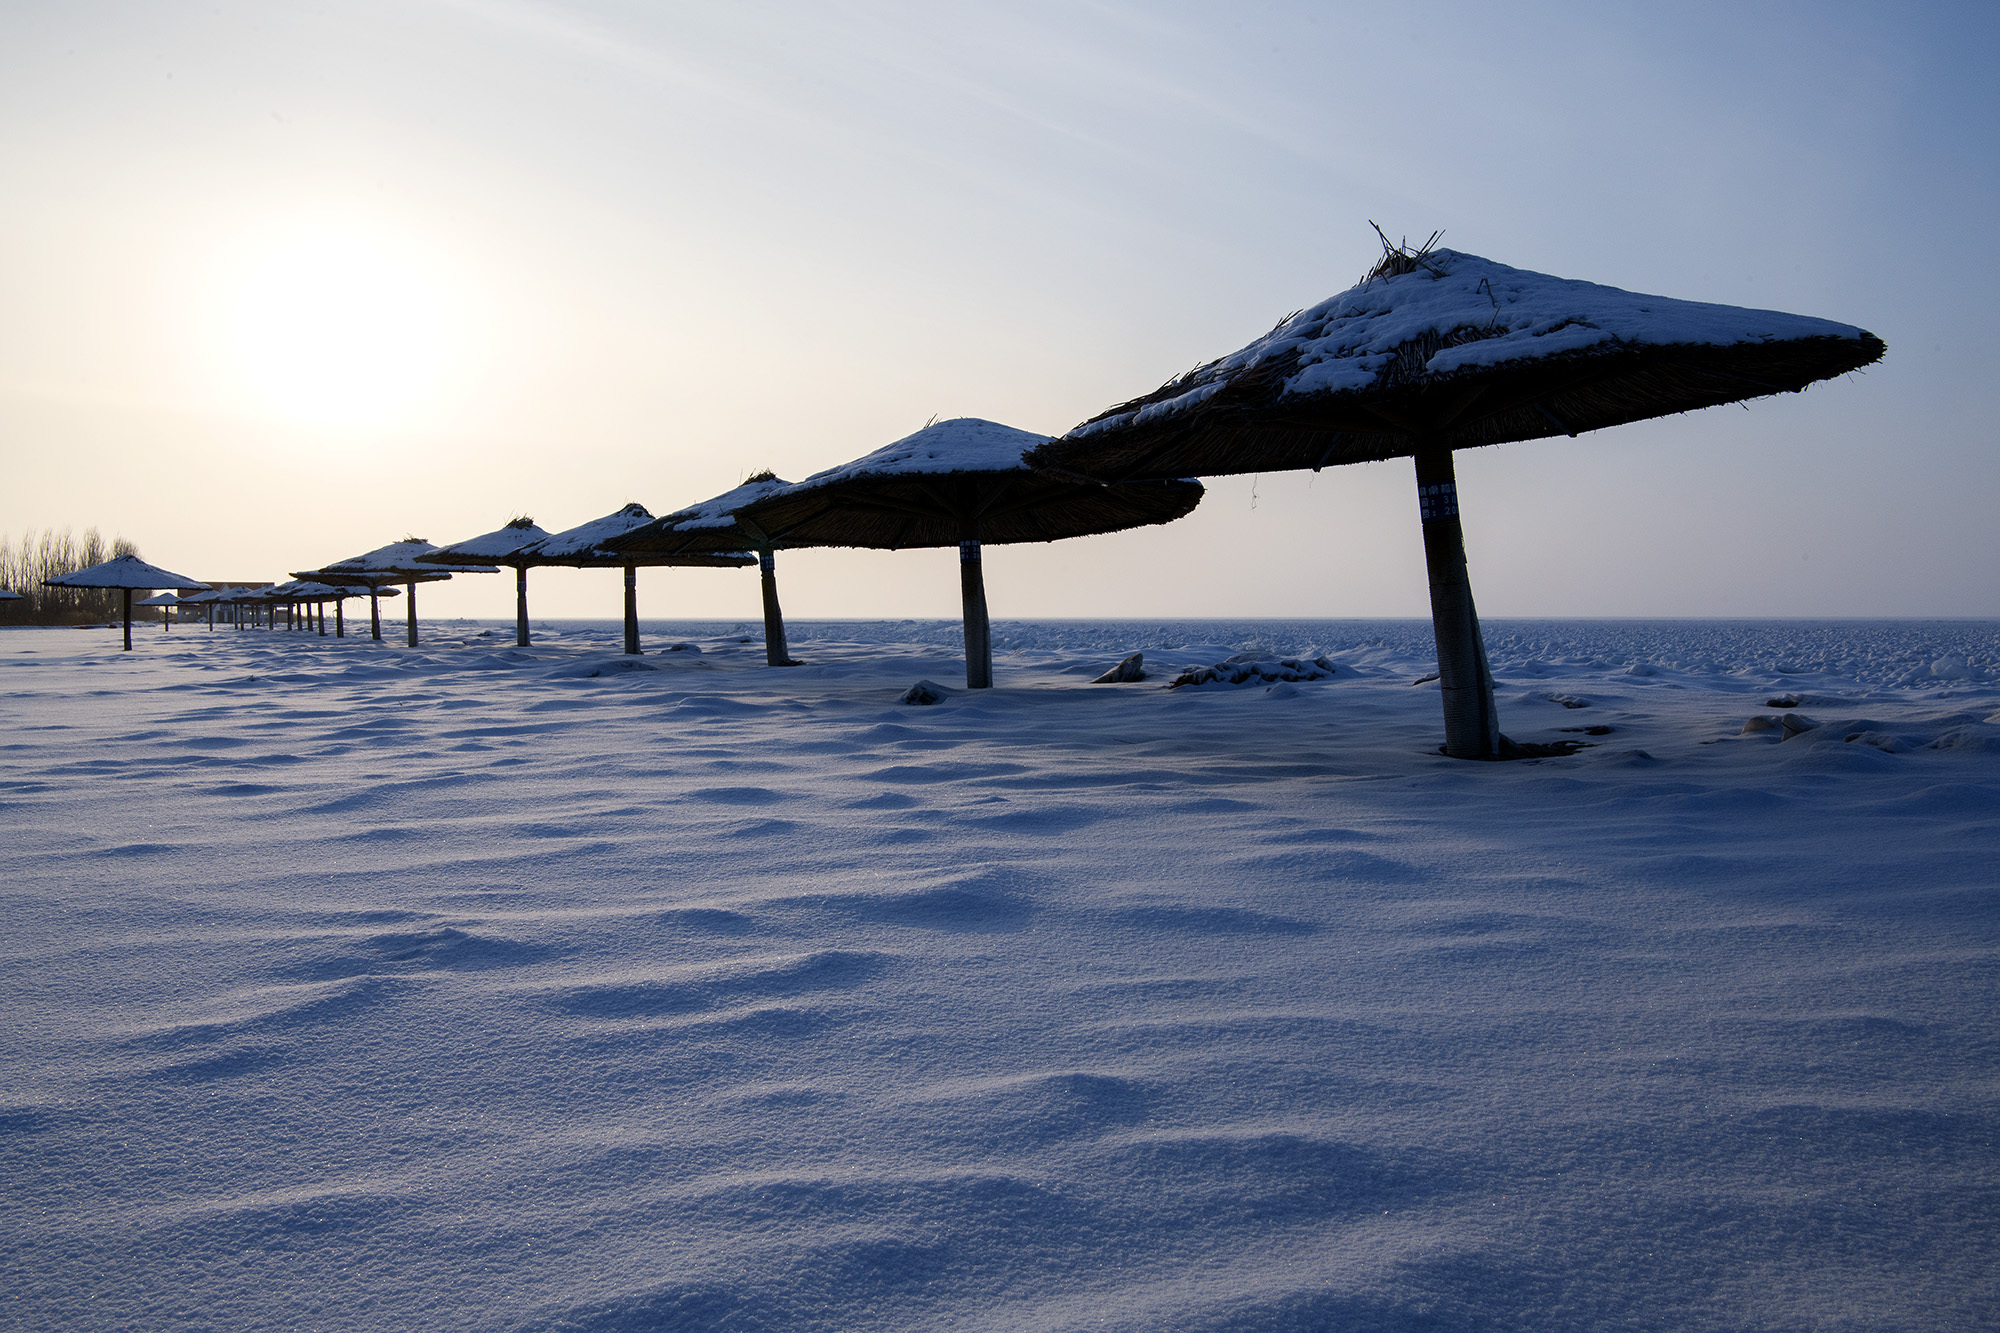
left=4, top=618, right=1997, bottom=1331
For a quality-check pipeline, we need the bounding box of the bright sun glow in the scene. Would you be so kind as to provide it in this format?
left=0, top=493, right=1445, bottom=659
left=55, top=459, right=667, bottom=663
left=208, top=218, right=469, bottom=433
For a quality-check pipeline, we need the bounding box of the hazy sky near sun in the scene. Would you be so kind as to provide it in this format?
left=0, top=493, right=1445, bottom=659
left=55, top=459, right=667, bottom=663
left=2, top=0, right=1995, bottom=621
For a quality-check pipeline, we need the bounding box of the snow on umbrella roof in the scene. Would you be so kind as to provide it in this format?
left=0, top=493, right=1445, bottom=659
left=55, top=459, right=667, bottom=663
left=41, top=553, right=210, bottom=591
left=135, top=592, right=182, bottom=607
left=0, top=589, right=22, bottom=600
left=522, top=503, right=754, bottom=568
left=417, top=516, right=554, bottom=565
left=297, top=539, right=496, bottom=586
left=1030, top=246, right=1887, bottom=481
left=731, top=418, right=1205, bottom=550
left=607, top=473, right=796, bottom=557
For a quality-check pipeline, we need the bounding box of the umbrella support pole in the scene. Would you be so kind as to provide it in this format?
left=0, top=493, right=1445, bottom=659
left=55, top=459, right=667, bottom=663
left=623, top=565, right=640, bottom=655
left=515, top=566, right=531, bottom=647
left=122, top=588, right=132, bottom=651
left=959, top=539, right=993, bottom=690
left=370, top=591, right=381, bottom=641
left=1415, top=450, right=1501, bottom=759
left=759, top=551, right=796, bottom=666
left=406, top=582, right=418, bottom=648
left=337, top=601, right=345, bottom=638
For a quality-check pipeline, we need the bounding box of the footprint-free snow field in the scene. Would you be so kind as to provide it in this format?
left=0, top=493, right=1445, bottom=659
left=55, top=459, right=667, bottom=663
left=4, top=618, right=1997, bottom=1332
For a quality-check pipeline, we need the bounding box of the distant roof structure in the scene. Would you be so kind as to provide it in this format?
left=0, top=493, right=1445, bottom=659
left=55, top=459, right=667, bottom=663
left=1029, top=246, right=1887, bottom=481
left=733, top=418, right=1204, bottom=550
left=42, top=553, right=210, bottom=591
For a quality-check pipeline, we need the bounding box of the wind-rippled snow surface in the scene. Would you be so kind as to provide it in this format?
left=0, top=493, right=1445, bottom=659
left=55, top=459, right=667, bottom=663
left=4, top=619, right=1996, bottom=1332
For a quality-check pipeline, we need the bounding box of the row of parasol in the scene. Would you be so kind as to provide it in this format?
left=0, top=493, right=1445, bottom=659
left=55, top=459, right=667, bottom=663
left=31, top=239, right=1883, bottom=758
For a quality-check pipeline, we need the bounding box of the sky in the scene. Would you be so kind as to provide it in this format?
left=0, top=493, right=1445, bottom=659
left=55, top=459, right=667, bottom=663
left=2, top=0, right=1995, bottom=621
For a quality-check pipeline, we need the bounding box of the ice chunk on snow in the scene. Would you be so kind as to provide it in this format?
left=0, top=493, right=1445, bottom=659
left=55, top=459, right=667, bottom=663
left=1169, top=653, right=1337, bottom=689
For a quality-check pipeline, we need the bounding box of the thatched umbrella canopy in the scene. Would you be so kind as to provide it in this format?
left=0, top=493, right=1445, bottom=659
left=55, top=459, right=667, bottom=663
left=135, top=591, right=181, bottom=631
left=279, top=580, right=369, bottom=637
left=256, top=581, right=303, bottom=633
left=177, top=585, right=242, bottom=631
left=264, top=579, right=343, bottom=635
left=507, top=503, right=754, bottom=656
left=43, top=554, right=209, bottom=651
left=296, top=540, right=494, bottom=647
left=0, top=588, right=23, bottom=601
left=291, top=581, right=392, bottom=639
left=726, top=418, right=1205, bottom=688
left=1029, top=240, right=1885, bottom=756
left=418, top=516, right=552, bottom=647
left=607, top=472, right=802, bottom=665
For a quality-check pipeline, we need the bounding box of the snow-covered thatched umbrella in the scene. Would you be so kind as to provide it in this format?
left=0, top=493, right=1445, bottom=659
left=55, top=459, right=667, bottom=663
left=1029, top=240, right=1885, bottom=757
left=503, top=504, right=754, bottom=656
left=296, top=540, right=495, bottom=647
left=177, top=585, right=243, bottom=630
left=135, top=591, right=181, bottom=631
left=174, top=586, right=221, bottom=629
left=0, top=588, right=23, bottom=601
left=298, top=581, right=392, bottom=638
left=722, top=418, right=1205, bottom=689
left=606, top=472, right=801, bottom=666
left=269, top=579, right=344, bottom=635
left=418, top=517, right=552, bottom=647
left=42, top=554, right=209, bottom=651
left=280, top=580, right=352, bottom=637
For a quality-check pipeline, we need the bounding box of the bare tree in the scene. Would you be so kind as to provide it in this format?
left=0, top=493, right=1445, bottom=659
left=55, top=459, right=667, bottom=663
left=0, top=526, right=145, bottom=624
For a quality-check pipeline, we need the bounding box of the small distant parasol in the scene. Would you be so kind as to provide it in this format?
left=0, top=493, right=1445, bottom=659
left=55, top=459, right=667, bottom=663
left=135, top=591, right=182, bottom=631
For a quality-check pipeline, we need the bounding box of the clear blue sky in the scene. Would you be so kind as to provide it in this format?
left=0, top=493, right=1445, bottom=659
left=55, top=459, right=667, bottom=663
left=3, top=0, right=1994, bottom=618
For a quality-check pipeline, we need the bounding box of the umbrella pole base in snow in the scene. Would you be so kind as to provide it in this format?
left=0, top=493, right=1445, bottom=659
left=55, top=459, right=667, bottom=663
left=759, top=552, right=800, bottom=666
left=1415, top=450, right=1502, bottom=760
left=960, top=539, right=993, bottom=690
left=515, top=567, right=530, bottom=647
left=623, top=566, right=640, bottom=655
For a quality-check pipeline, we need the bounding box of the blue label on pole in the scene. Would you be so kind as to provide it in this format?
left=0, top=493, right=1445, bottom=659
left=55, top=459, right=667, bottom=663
left=1419, top=481, right=1459, bottom=522
left=959, top=540, right=980, bottom=563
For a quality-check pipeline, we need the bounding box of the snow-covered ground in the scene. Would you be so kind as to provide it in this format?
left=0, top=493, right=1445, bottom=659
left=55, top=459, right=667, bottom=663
left=4, top=618, right=1997, bottom=1332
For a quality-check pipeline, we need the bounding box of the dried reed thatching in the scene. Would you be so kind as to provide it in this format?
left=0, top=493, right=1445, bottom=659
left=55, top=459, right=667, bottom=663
left=1030, top=242, right=1886, bottom=483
